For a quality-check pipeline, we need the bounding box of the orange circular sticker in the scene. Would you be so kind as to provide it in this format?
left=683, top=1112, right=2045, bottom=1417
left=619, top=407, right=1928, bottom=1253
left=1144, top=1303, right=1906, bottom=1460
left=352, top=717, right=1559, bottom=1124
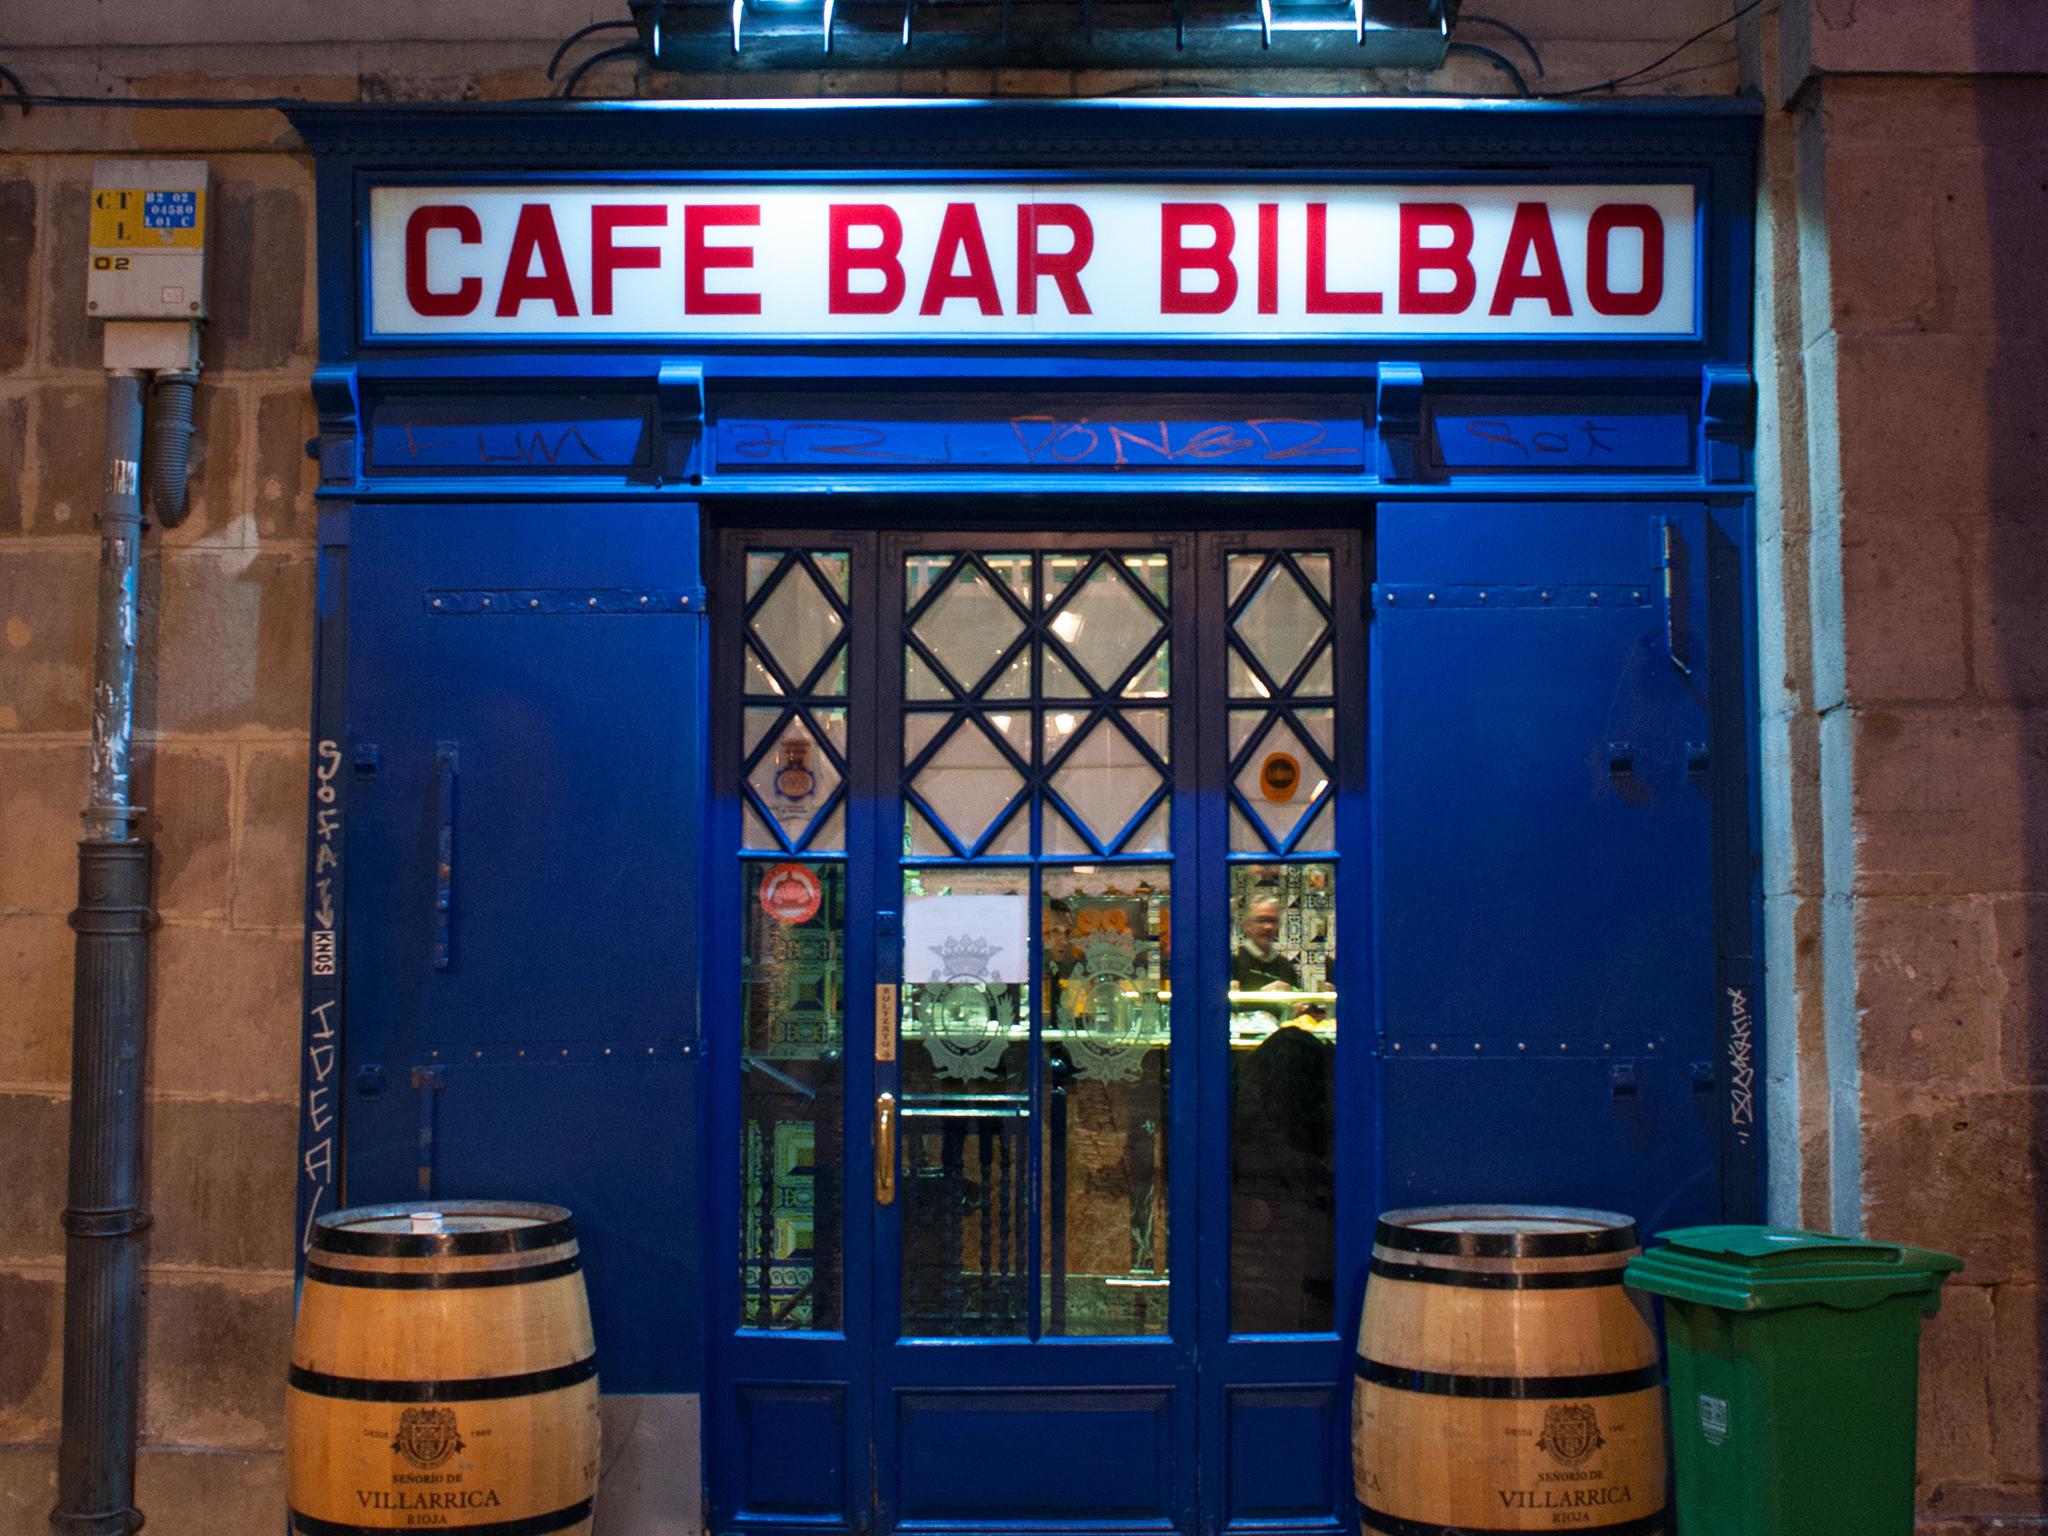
left=1259, top=752, right=1301, bottom=803
left=758, top=863, right=823, bottom=924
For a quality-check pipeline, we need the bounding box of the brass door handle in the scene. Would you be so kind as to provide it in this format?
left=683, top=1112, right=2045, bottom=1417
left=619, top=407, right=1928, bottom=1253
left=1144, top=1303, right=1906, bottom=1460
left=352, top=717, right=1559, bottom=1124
left=874, top=1092, right=897, bottom=1206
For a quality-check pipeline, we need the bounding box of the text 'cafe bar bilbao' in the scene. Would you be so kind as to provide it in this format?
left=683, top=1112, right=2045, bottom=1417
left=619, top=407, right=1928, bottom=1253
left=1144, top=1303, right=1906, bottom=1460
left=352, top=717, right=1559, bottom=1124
left=379, top=183, right=1696, bottom=337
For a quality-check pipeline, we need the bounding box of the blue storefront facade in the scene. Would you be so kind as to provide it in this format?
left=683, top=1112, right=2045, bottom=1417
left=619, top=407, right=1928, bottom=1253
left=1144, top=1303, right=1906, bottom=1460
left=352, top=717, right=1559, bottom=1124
left=290, top=98, right=1761, bottom=1536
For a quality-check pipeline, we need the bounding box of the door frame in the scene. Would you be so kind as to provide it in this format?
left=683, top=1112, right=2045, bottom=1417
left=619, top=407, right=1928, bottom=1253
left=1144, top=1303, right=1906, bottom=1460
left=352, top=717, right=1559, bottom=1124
left=705, top=512, right=1375, bottom=1536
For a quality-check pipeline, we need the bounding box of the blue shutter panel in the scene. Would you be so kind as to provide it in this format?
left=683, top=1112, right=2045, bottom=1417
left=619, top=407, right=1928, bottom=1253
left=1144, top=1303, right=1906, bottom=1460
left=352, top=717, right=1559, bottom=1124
left=342, top=501, right=704, bottom=1392
left=1373, top=501, right=1721, bottom=1227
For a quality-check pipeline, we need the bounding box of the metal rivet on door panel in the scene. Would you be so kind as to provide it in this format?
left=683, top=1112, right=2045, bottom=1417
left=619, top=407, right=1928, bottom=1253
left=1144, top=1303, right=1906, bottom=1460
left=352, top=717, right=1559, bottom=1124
left=1427, top=592, right=1437, bottom=603
left=640, top=594, right=649, bottom=605
left=482, top=597, right=491, bottom=607
left=529, top=598, right=539, bottom=609
left=1429, top=1042, right=1438, bottom=1052
left=1589, top=591, right=1600, bottom=603
left=1540, top=591, right=1551, bottom=602
left=432, top=598, right=443, bottom=608
left=588, top=596, right=599, bottom=607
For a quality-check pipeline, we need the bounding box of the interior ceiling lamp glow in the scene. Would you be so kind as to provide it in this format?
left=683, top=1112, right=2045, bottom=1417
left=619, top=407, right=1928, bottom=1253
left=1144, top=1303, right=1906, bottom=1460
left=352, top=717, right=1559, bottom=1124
left=630, top=0, right=1454, bottom=67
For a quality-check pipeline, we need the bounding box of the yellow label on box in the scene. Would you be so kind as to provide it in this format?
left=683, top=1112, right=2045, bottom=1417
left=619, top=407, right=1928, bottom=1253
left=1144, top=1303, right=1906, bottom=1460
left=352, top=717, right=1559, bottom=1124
left=90, top=188, right=205, bottom=249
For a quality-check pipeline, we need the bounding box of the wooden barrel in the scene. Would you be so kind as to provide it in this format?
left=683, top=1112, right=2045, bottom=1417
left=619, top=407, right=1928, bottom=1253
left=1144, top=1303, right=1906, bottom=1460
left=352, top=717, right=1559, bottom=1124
left=1352, top=1205, right=1665, bottom=1536
left=287, top=1201, right=600, bottom=1535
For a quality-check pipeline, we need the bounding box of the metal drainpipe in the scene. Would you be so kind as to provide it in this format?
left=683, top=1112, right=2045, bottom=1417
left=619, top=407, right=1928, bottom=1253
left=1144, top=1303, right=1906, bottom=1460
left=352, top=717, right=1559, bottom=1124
left=52, top=368, right=157, bottom=1536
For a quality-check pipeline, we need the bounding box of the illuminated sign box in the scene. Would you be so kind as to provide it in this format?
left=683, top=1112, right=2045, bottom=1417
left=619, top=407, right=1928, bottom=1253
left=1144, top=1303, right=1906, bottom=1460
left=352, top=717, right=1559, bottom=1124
left=367, top=182, right=1698, bottom=342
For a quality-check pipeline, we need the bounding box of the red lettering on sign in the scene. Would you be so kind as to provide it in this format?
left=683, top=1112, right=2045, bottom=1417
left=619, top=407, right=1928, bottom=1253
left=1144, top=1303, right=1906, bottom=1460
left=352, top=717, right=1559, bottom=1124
left=591, top=205, right=665, bottom=317
left=1489, top=201, right=1572, bottom=317
left=404, top=206, right=482, bottom=318
left=1256, top=203, right=1280, bottom=316
left=921, top=202, right=1003, bottom=316
left=1399, top=203, right=1476, bottom=316
left=1016, top=204, right=1094, bottom=316
left=829, top=205, right=907, bottom=315
left=496, top=203, right=579, bottom=318
left=1306, top=202, right=1383, bottom=315
left=685, top=204, right=762, bottom=316
left=1587, top=204, right=1665, bottom=317
left=1160, top=204, right=1237, bottom=315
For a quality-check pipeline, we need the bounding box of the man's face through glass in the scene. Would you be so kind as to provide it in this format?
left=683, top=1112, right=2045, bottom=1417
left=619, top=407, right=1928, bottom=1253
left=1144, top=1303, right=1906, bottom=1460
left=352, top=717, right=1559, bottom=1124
left=1243, top=897, right=1282, bottom=952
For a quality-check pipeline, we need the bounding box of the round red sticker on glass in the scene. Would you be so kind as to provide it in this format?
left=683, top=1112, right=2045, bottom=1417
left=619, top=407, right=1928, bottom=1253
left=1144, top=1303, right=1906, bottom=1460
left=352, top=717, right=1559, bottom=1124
left=758, top=863, right=823, bottom=924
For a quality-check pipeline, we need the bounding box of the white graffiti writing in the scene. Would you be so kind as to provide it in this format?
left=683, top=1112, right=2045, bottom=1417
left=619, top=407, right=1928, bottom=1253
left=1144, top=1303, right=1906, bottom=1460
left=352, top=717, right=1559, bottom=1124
left=1726, top=986, right=1755, bottom=1146
left=302, top=746, right=344, bottom=1255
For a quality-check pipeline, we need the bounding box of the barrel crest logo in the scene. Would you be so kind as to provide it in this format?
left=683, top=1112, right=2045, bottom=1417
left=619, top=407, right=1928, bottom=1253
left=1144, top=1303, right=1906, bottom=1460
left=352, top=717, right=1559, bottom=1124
left=392, top=1406, right=465, bottom=1469
left=1535, top=1402, right=1605, bottom=1468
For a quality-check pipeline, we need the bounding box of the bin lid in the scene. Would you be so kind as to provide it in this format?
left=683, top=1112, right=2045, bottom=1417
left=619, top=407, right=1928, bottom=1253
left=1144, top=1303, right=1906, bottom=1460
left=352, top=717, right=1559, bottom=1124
left=1624, top=1225, right=1962, bottom=1313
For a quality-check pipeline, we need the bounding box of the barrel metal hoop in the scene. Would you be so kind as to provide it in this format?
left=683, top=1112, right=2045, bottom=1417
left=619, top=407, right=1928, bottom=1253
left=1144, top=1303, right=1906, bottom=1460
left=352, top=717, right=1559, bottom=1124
left=1355, top=1354, right=1663, bottom=1401
left=287, top=1356, right=597, bottom=1403
left=313, top=1201, right=574, bottom=1257
left=1375, top=1206, right=1637, bottom=1259
left=291, top=1499, right=593, bottom=1536
left=304, top=1255, right=582, bottom=1291
left=1359, top=1503, right=1666, bottom=1536
left=1369, top=1257, right=1625, bottom=1291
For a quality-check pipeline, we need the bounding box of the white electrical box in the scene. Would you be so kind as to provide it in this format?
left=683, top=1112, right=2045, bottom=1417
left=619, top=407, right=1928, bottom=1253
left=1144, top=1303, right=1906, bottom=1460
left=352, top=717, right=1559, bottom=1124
left=88, top=160, right=210, bottom=321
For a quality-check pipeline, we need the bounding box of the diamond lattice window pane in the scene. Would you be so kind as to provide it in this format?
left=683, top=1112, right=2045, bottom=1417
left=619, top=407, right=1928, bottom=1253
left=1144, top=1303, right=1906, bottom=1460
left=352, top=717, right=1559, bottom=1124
left=1121, top=641, right=1170, bottom=700
left=904, top=712, right=948, bottom=766
left=1045, top=554, right=1089, bottom=608
left=744, top=645, right=785, bottom=698
left=1235, top=564, right=1325, bottom=690
left=1123, top=708, right=1169, bottom=763
left=812, top=550, right=850, bottom=600
left=816, top=707, right=848, bottom=757
left=744, top=706, right=782, bottom=758
left=1051, top=718, right=1164, bottom=849
left=1229, top=803, right=1268, bottom=852
left=1234, top=717, right=1325, bottom=847
left=1296, top=553, right=1333, bottom=601
left=1229, top=708, right=1264, bottom=760
left=751, top=563, right=844, bottom=688
left=744, top=802, right=780, bottom=851
left=985, top=808, right=1031, bottom=856
left=907, top=650, right=951, bottom=700
left=1228, top=554, right=1263, bottom=605
left=1297, top=706, right=1335, bottom=759
left=1044, top=806, right=1093, bottom=856
left=750, top=714, right=842, bottom=847
left=913, top=564, right=1027, bottom=694
left=1299, top=642, right=1334, bottom=697
left=988, top=650, right=1032, bottom=699
left=1126, top=799, right=1171, bottom=853
left=907, top=805, right=953, bottom=858
left=812, top=801, right=846, bottom=853
left=747, top=552, right=783, bottom=599
left=1051, top=563, right=1160, bottom=691
left=1228, top=648, right=1271, bottom=700
left=1124, top=552, right=1170, bottom=604
left=1295, top=799, right=1334, bottom=852
left=914, top=722, right=1026, bottom=850
left=1042, top=647, right=1088, bottom=698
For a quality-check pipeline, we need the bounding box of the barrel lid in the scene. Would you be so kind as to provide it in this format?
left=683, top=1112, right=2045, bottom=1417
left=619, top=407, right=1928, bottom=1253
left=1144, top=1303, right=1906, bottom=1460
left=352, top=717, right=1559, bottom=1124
left=312, top=1200, right=574, bottom=1257
left=1377, top=1204, right=1638, bottom=1259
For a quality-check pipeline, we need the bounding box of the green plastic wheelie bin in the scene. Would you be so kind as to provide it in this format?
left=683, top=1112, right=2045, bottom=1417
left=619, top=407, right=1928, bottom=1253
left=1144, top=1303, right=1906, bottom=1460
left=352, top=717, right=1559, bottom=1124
left=1625, top=1226, right=1962, bottom=1536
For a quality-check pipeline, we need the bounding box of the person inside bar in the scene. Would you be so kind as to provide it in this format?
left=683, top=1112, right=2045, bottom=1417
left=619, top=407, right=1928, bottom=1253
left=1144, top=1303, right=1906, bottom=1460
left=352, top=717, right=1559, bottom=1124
left=1230, top=882, right=1336, bottom=1333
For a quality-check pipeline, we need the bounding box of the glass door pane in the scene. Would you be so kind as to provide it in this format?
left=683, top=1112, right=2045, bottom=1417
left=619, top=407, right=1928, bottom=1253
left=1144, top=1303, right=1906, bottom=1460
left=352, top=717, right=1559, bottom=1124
left=888, top=545, right=1179, bottom=1341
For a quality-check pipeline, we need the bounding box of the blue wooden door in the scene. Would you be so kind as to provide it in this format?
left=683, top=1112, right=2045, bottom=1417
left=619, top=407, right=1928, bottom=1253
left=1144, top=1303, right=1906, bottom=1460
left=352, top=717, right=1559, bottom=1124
left=339, top=500, right=706, bottom=1395
left=709, top=527, right=1373, bottom=1536
left=1372, top=500, right=1732, bottom=1228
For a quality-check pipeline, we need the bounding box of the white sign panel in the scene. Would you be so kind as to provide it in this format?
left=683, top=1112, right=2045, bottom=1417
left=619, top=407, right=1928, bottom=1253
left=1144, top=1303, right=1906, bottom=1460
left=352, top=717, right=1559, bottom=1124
left=904, top=894, right=1031, bottom=985
left=367, top=182, right=1697, bottom=341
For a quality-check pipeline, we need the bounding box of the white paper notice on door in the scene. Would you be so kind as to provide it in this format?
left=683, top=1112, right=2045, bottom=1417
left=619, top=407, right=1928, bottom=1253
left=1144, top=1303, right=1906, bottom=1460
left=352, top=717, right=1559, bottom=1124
left=904, top=894, right=1030, bottom=985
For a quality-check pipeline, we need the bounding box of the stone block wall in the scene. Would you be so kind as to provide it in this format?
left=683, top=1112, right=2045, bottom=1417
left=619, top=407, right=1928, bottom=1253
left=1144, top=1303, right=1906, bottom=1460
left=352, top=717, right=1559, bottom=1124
left=1755, top=1, right=2048, bottom=1523
left=0, top=149, right=320, bottom=1534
